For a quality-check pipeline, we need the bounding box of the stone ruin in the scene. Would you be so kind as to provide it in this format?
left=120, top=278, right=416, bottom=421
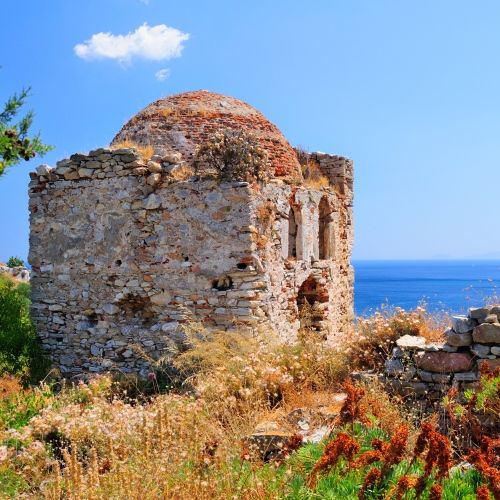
left=380, top=305, right=500, bottom=410
left=28, top=91, right=354, bottom=376
left=0, top=263, right=30, bottom=282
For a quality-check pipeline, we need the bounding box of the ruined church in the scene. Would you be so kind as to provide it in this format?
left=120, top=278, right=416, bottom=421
left=28, top=91, right=354, bottom=375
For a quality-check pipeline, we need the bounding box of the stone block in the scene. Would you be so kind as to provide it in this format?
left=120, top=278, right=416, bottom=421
left=36, top=164, right=52, bottom=176
left=102, top=303, right=119, bottom=315
left=491, top=346, right=500, bottom=356
left=385, top=379, right=429, bottom=397
left=469, top=307, right=490, bottom=323
left=451, top=315, right=475, bottom=334
left=484, top=314, right=499, bottom=324
left=453, top=371, right=479, bottom=382
left=471, top=344, right=491, bottom=358
left=396, top=335, right=426, bottom=350
left=143, top=193, right=161, bottom=210
left=78, top=168, right=94, bottom=178
left=444, top=328, right=472, bottom=347
left=473, top=323, right=500, bottom=344
left=415, top=351, right=474, bottom=373
left=147, top=161, right=163, bottom=173
left=384, top=358, right=404, bottom=376
left=431, top=373, right=452, bottom=384
left=242, top=432, right=295, bottom=461
left=490, top=305, right=500, bottom=316
left=417, top=370, right=434, bottom=382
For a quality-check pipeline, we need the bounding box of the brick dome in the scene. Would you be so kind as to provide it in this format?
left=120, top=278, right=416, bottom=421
left=111, top=90, right=302, bottom=180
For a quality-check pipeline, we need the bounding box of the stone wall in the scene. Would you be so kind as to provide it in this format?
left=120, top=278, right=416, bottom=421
left=0, top=264, right=30, bottom=282
left=381, top=306, right=500, bottom=405
left=29, top=148, right=353, bottom=376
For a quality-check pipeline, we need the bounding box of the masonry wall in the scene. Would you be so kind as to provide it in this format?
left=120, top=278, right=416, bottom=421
left=29, top=148, right=353, bottom=375
left=249, top=173, right=354, bottom=342
left=379, top=306, right=500, bottom=413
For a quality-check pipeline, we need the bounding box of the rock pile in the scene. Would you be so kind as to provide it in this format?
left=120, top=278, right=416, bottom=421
left=0, top=263, right=30, bottom=282
left=382, top=306, right=500, bottom=403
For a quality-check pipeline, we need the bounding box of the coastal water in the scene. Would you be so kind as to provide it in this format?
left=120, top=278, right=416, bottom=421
left=354, top=260, right=500, bottom=316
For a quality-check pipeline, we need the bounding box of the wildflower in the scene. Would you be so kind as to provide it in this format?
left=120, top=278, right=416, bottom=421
left=429, top=483, right=443, bottom=500
left=358, top=467, right=381, bottom=499
left=337, top=379, right=368, bottom=427
left=476, top=485, right=492, bottom=500
left=147, top=372, right=156, bottom=381
left=350, top=450, right=382, bottom=468
left=308, top=432, right=360, bottom=487
left=393, top=475, right=417, bottom=500
left=467, top=437, right=500, bottom=499
left=382, top=424, right=408, bottom=467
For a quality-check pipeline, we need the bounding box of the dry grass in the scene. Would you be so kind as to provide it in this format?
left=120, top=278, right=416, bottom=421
left=169, top=164, right=194, bottom=181
left=0, top=315, right=494, bottom=498
left=300, top=156, right=330, bottom=189
left=0, top=325, right=350, bottom=498
left=348, top=306, right=446, bottom=371
left=111, top=140, right=154, bottom=161
left=0, top=375, right=22, bottom=400
left=0, top=307, right=493, bottom=498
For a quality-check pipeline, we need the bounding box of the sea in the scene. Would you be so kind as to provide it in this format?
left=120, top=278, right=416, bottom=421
left=354, top=260, right=500, bottom=317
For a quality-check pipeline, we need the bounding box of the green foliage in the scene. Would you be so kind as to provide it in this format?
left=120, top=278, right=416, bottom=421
left=0, top=276, right=49, bottom=382
left=0, top=384, right=54, bottom=431
left=284, top=424, right=483, bottom=499
left=472, top=371, right=500, bottom=418
left=0, top=86, right=53, bottom=177
left=6, top=256, right=24, bottom=268
left=0, top=467, right=29, bottom=498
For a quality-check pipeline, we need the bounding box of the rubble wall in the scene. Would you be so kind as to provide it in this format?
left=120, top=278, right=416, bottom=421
left=29, top=148, right=354, bottom=375
left=381, top=306, right=500, bottom=406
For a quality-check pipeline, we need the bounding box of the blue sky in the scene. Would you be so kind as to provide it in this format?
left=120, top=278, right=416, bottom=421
left=1, top=0, right=500, bottom=262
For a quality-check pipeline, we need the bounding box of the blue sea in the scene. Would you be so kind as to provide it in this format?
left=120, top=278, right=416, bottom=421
left=354, top=260, right=500, bottom=316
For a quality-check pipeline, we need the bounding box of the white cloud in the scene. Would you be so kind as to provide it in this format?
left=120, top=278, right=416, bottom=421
left=74, top=23, right=189, bottom=63
left=139, top=0, right=150, bottom=4
left=155, top=68, right=170, bottom=81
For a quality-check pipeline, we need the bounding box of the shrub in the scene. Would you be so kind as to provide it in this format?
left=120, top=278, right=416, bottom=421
left=193, top=129, right=270, bottom=182
left=348, top=306, right=445, bottom=371
left=0, top=276, right=49, bottom=382
left=169, top=323, right=349, bottom=419
left=6, top=257, right=24, bottom=268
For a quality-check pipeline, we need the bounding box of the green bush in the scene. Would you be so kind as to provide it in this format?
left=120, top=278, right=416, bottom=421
left=0, top=276, right=49, bottom=382
left=6, top=257, right=24, bottom=268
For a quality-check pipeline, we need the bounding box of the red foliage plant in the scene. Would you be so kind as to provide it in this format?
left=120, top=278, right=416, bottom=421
left=467, top=437, right=500, bottom=499
left=410, top=421, right=452, bottom=497
left=336, top=379, right=368, bottom=428
left=429, top=483, right=443, bottom=500
left=358, top=467, right=381, bottom=500
left=308, top=432, right=360, bottom=488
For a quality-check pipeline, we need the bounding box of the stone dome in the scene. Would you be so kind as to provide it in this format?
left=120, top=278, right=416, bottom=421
left=111, top=90, right=302, bottom=179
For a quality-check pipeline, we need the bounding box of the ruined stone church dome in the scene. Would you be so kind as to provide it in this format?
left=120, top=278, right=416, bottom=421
left=111, top=90, right=301, bottom=179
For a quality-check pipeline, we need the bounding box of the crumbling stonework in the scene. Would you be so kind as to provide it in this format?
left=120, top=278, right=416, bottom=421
left=380, top=305, right=500, bottom=406
left=0, top=264, right=30, bottom=282
left=28, top=91, right=354, bottom=376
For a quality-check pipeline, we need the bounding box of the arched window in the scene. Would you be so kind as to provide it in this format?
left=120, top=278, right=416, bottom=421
left=297, top=275, right=329, bottom=334
left=318, top=197, right=335, bottom=260
left=288, top=207, right=297, bottom=258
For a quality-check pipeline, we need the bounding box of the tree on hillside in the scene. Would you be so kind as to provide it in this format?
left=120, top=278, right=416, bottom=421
left=0, top=86, right=52, bottom=177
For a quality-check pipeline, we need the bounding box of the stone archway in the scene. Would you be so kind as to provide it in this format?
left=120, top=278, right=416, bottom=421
left=297, top=275, right=329, bottom=333
left=318, top=196, right=335, bottom=260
